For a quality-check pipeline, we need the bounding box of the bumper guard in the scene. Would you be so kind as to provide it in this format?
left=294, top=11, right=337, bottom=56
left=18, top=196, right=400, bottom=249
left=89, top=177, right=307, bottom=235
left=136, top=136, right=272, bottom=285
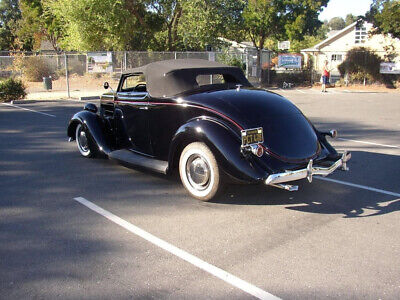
left=265, top=151, right=351, bottom=191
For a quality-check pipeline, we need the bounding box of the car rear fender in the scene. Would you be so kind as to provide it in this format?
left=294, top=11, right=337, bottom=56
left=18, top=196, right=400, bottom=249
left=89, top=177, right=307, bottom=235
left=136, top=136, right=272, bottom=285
left=168, top=117, right=266, bottom=182
left=67, top=110, right=111, bottom=155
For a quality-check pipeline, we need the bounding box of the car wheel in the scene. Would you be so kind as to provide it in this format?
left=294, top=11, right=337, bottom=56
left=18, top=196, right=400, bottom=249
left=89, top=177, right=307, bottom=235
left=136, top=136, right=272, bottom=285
left=179, top=142, right=221, bottom=201
left=75, top=123, right=95, bottom=158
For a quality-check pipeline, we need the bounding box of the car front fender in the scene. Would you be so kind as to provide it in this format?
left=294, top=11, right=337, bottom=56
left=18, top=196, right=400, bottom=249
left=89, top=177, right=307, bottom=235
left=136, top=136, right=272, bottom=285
left=67, top=110, right=111, bottom=155
left=168, top=117, right=266, bottom=182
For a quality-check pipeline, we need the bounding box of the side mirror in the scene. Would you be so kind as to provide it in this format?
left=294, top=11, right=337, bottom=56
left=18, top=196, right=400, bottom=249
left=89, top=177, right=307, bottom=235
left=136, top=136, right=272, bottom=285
left=103, top=82, right=109, bottom=90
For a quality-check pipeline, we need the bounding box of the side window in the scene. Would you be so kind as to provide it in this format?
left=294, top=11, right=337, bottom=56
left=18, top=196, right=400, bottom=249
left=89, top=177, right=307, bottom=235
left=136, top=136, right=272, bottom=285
left=121, top=74, right=147, bottom=92
left=195, top=74, right=237, bottom=86
left=331, top=54, right=343, bottom=62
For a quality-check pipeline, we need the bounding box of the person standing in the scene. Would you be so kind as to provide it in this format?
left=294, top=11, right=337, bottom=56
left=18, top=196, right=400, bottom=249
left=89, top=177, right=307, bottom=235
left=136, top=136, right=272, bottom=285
left=322, top=60, right=330, bottom=92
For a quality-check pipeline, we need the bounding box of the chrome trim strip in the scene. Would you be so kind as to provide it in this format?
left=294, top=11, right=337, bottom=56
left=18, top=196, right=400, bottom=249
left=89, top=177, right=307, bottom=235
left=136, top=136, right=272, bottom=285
left=117, top=93, right=148, bottom=101
left=265, top=151, right=351, bottom=186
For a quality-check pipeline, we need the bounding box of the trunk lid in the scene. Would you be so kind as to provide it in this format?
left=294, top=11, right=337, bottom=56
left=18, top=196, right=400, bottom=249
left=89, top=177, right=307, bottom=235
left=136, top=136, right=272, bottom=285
left=184, top=88, right=319, bottom=161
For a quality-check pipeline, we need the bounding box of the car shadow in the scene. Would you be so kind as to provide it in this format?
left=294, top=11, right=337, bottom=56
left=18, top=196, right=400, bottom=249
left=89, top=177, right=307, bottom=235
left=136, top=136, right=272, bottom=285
left=311, top=118, right=400, bottom=146
left=211, top=150, right=400, bottom=218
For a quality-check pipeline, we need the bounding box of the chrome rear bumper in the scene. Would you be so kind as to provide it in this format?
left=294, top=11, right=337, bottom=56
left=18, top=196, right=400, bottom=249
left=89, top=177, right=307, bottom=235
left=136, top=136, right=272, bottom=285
left=265, top=151, right=351, bottom=190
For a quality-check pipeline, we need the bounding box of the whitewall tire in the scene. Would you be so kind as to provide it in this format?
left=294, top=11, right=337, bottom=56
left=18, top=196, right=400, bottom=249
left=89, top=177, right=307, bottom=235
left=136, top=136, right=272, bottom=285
left=179, top=142, right=221, bottom=201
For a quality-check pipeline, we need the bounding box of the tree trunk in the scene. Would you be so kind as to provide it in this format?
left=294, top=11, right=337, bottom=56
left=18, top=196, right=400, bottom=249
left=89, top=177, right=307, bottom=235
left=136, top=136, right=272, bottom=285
left=256, top=36, right=265, bottom=81
left=167, top=24, right=173, bottom=51
left=171, top=5, right=182, bottom=47
left=125, top=1, right=149, bottom=31
left=167, top=4, right=182, bottom=51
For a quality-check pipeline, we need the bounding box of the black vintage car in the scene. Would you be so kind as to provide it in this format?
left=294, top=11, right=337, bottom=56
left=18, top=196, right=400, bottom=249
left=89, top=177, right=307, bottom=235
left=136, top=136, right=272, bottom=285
left=68, top=59, right=350, bottom=201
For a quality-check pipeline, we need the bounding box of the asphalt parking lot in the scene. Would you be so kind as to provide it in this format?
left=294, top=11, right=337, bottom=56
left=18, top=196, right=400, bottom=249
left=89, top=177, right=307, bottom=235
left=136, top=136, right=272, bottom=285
left=1, top=89, right=399, bottom=299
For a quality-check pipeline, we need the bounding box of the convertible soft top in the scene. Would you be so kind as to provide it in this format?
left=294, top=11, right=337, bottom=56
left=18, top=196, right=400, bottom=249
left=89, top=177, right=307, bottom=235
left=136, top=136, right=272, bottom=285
left=125, top=59, right=252, bottom=98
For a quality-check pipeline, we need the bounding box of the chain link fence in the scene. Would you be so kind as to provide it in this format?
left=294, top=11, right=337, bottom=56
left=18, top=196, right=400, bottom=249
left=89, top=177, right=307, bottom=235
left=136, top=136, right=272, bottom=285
left=1, top=49, right=398, bottom=99
left=0, top=50, right=271, bottom=99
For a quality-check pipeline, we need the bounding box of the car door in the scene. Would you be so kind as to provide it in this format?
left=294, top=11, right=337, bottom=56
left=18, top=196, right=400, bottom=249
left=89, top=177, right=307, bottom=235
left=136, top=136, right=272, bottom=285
left=114, top=73, right=153, bottom=155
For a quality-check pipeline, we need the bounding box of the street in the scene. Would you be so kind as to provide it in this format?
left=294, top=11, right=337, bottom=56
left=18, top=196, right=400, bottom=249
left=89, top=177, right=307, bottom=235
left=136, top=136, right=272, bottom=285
left=1, top=89, right=399, bottom=299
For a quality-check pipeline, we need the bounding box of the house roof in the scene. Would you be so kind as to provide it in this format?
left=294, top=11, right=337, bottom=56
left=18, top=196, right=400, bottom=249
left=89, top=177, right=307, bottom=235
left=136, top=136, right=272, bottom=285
left=301, top=20, right=360, bottom=52
left=218, top=37, right=257, bottom=50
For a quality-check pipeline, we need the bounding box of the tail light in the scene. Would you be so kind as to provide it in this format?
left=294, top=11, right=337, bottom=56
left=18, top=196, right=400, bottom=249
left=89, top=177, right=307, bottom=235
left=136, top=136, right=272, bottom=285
left=251, top=144, right=264, bottom=157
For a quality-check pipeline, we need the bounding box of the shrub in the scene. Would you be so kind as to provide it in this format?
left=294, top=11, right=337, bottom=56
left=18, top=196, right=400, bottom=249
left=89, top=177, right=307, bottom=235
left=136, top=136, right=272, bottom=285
left=13, top=56, right=57, bottom=82
left=266, top=69, right=312, bottom=87
left=55, top=68, right=66, bottom=78
left=0, top=78, right=27, bottom=102
left=217, top=50, right=246, bottom=71
left=338, top=47, right=382, bottom=83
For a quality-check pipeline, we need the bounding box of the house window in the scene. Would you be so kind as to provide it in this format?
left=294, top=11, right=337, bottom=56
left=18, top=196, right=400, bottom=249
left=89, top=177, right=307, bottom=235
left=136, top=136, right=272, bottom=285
left=355, top=24, right=368, bottom=44
left=331, top=54, right=343, bottom=62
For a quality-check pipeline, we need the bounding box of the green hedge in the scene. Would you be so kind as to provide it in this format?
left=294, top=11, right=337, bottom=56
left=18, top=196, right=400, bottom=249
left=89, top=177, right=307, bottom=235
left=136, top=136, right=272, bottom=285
left=338, top=47, right=382, bottom=83
left=265, top=69, right=312, bottom=87
left=0, top=78, right=27, bottom=102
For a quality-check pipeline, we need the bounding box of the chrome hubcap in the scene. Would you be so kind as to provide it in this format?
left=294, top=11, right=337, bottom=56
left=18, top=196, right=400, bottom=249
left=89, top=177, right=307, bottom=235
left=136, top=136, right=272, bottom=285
left=77, top=126, right=89, bottom=153
left=186, top=155, right=210, bottom=191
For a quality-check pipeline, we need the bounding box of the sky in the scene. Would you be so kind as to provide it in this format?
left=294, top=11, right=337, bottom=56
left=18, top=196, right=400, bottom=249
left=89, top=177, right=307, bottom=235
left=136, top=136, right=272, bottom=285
left=318, top=0, right=373, bottom=21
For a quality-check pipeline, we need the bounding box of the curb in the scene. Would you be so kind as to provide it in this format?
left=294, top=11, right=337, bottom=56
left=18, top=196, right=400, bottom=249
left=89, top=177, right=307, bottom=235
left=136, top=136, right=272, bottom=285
left=10, top=100, right=37, bottom=104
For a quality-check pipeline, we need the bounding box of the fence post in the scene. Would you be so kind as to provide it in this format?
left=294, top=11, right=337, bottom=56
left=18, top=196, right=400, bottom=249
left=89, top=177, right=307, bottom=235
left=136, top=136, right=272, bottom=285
left=124, top=51, right=127, bottom=70
left=267, top=51, right=271, bottom=85
left=310, top=54, right=313, bottom=85
left=245, top=49, right=249, bottom=78
left=363, top=51, right=367, bottom=86
left=64, top=53, right=70, bottom=98
left=85, top=53, right=88, bottom=74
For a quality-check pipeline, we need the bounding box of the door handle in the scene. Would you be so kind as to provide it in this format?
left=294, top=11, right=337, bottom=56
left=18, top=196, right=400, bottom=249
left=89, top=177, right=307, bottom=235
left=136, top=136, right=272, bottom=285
left=139, top=106, right=148, bottom=110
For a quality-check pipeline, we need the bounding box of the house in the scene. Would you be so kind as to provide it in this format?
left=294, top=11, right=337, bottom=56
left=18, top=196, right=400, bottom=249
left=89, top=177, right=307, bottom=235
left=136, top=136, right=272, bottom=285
left=217, top=37, right=257, bottom=54
left=301, top=21, right=400, bottom=79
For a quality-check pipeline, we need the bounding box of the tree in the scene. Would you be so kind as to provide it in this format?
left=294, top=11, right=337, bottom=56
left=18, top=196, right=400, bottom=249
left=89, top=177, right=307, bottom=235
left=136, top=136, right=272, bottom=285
left=290, top=35, right=323, bottom=53
left=345, top=13, right=358, bottom=26
left=316, top=22, right=330, bottom=39
left=0, top=0, right=21, bottom=50
left=16, top=0, right=62, bottom=52
left=242, top=0, right=329, bottom=70
left=328, top=17, right=345, bottom=30
left=145, top=0, right=182, bottom=51
left=366, top=0, right=400, bottom=39
left=174, top=0, right=245, bottom=51
left=48, top=0, right=160, bottom=51
left=146, top=0, right=245, bottom=51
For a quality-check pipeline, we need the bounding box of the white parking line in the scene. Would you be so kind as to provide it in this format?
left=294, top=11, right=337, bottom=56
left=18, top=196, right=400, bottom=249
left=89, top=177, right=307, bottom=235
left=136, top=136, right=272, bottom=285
left=296, top=89, right=305, bottom=94
left=2, top=102, right=56, bottom=117
left=337, top=137, right=400, bottom=149
left=74, top=197, right=280, bottom=300
left=315, top=177, right=400, bottom=198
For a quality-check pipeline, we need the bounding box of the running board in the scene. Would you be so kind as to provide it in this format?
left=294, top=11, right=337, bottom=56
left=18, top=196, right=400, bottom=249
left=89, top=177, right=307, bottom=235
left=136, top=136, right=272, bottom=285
left=108, top=149, right=168, bottom=174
